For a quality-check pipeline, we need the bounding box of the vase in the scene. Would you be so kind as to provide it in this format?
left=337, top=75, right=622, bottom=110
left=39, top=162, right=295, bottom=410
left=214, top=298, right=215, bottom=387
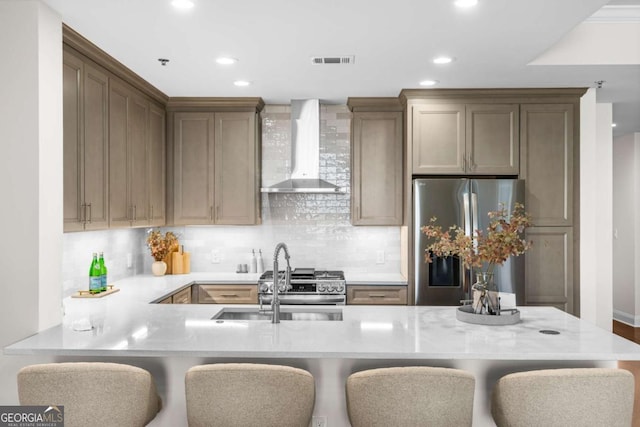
left=151, top=260, right=167, bottom=276
left=471, top=272, right=499, bottom=315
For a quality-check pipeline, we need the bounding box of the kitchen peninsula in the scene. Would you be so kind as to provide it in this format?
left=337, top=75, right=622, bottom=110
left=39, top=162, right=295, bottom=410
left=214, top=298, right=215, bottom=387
left=6, top=275, right=640, bottom=427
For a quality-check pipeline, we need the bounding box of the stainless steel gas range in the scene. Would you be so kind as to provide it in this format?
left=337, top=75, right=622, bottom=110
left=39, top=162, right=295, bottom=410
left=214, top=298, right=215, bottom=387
left=258, top=268, right=346, bottom=305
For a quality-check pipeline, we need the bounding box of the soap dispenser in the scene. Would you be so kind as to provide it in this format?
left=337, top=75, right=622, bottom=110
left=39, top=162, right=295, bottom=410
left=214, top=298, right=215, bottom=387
left=256, top=249, right=264, bottom=274
left=249, top=249, right=257, bottom=274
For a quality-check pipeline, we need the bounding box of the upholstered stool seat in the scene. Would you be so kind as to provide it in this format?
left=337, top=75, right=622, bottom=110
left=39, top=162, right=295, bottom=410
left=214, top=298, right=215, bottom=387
left=491, top=368, right=635, bottom=427
left=185, top=363, right=315, bottom=427
left=17, top=362, right=161, bottom=427
left=346, top=366, right=476, bottom=427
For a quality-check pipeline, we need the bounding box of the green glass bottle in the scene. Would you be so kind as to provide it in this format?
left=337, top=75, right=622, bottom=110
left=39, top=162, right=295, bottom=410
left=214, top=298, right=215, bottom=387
left=89, top=253, right=101, bottom=294
left=98, top=252, right=107, bottom=292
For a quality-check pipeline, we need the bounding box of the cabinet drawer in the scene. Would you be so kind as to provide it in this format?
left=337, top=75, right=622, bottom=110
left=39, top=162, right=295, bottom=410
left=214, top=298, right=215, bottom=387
left=172, top=286, right=192, bottom=304
left=198, top=284, right=258, bottom=304
left=347, top=286, right=408, bottom=305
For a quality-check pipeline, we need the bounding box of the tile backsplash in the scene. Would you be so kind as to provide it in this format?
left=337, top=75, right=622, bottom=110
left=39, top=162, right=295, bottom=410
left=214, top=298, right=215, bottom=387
left=63, top=104, right=402, bottom=294
left=62, top=228, right=146, bottom=297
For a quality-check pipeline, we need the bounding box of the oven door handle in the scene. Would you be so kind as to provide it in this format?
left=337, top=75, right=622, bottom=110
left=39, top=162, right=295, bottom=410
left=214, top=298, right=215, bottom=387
left=260, top=295, right=346, bottom=304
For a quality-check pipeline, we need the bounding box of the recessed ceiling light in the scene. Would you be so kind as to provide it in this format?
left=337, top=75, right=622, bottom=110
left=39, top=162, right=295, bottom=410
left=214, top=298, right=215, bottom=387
left=234, top=80, right=251, bottom=87
left=171, top=0, right=194, bottom=10
left=433, top=56, right=454, bottom=64
left=612, top=123, right=617, bottom=128
left=419, top=80, right=439, bottom=87
left=454, top=0, right=478, bottom=8
left=216, top=57, right=238, bottom=65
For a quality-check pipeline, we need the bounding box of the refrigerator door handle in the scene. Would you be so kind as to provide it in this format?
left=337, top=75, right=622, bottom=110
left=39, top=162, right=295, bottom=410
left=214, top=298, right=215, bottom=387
left=471, top=192, right=479, bottom=248
left=463, top=192, right=471, bottom=238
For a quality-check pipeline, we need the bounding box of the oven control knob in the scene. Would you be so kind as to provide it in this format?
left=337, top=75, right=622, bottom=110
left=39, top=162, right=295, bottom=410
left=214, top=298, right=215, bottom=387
left=336, top=284, right=344, bottom=292
left=327, top=284, right=335, bottom=292
left=278, top=284, right=287, bottom=292
left=259, top=283, right=270, bottom=293
left=318, top=284, right=326, bottom=293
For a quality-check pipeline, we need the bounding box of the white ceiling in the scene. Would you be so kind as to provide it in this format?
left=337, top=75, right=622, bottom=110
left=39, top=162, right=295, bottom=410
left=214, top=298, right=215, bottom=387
left=43, top=0, right=640, bottom=136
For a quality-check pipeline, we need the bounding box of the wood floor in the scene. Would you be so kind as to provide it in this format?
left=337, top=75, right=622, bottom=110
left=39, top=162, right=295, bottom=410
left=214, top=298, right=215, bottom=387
left=614, top=320, right=640, bottom=427
left=614, top=320, right=640, bottom=345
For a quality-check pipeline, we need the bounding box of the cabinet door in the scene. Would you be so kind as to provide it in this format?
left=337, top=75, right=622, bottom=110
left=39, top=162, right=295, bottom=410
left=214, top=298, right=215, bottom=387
left=347, top=286, right=408, bottom=305
left=109, top=80, right=131, bottom=228
left=520, top=104, right=573, bottom=226
left=63, top=52, right=84, bottom=232
left=524, top=227, right=574, bottom=313
left=173, top=112, right=215, bottom=225
left=129, top=94, right=150, bottom=226
left=149, top=104, right=166, bottom=226
left=412, top=104, right=465, bottom=174
left=466, top=104, right=519, bottom=175
left=82, top=63, right=109, bottom=230
left=214, top=112, right=258, bottom=225
left=172, top=287, right=192, bottom=304
left=351, top=112, right=403, bottom=225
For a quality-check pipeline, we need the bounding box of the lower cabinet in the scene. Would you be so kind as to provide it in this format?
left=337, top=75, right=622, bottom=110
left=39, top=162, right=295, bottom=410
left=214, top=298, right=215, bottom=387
left=197, top=284, right=258, bottom=304
left=157, top=286, right=192, bottom=304
left=347, top=286, right=408, bottom=305
left=524, top=227, right=574, bottom=313
left=172, top=287, right=192, bottom=304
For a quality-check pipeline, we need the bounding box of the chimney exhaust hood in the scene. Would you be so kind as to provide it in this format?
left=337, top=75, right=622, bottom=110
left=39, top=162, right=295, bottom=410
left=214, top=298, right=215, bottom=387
left=261, top=99, right=345, bottom=193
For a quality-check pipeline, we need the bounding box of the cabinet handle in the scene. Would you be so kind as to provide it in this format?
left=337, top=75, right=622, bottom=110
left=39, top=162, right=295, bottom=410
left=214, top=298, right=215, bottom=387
left=87, top=203, right=92, bottom=224
left=469, top=156, right=476, bottom=171
left=210, top=206, right=214, bottom=222
left=368, top=294, right=387, bottom=298
left=150, top=205, right=154, bottom=221
left=462, top=155, right=466, bottom=171
left=80, top=203, right=86, bottom=225
left=220, top=294, right=239, bottom=298
left=133, top=205, right=137, bottom=222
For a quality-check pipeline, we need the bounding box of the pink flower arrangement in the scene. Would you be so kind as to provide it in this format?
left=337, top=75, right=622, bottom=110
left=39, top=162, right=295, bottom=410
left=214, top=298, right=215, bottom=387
left=421, top=202, right=532, bottom=275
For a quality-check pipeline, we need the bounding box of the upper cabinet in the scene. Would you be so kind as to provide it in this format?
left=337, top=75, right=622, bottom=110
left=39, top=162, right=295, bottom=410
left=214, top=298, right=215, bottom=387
left=148, top=105, right=166, bottom=226
left=168, top=99, right=264, bottom=226
left=62, top=27, right=168, bottom=232
left=109, top=79, right=166, bottom=228
left=348, top=98, right=404, bottom=226
left=410, top=102, right=519, bottom=175
left=63, top=49, right=109, bottom=232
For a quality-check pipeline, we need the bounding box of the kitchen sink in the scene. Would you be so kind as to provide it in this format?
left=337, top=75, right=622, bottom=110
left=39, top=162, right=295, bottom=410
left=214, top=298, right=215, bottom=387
left=211, top=307, right=343, bottom=321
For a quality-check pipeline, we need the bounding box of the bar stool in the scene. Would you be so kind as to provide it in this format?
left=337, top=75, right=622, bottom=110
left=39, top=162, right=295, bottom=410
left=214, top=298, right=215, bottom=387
left=17, top=362, right=161, bottom=427
left=491, top=368, right=634, bottom=427
left=185, top=363, right=315, bottom=427
left=346, top=366, right=475, bottom=427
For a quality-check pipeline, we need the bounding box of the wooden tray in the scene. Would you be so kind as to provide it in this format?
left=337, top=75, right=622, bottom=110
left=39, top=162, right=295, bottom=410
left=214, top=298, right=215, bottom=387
left=72, top=285, right=120, bottom=298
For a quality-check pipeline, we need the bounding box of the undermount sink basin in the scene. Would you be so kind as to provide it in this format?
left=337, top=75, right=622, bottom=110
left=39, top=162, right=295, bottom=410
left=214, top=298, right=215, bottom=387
left=211, top=307, right=343, bottom=321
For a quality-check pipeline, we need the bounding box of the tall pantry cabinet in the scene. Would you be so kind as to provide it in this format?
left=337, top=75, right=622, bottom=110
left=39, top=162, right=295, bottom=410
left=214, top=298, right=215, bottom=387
left=401, top=89, right=585, bottom=314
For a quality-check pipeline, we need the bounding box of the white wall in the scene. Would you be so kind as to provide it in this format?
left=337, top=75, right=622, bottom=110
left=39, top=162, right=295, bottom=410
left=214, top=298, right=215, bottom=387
left=580, top=89, right=614, bottom=330
left=0, top=0, right=61, bottom=404
left=613, top=133, right=640, bottom=325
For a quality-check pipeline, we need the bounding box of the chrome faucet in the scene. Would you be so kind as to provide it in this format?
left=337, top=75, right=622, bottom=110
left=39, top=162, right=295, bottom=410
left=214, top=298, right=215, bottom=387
left=271, top=242, right=292, bottom=323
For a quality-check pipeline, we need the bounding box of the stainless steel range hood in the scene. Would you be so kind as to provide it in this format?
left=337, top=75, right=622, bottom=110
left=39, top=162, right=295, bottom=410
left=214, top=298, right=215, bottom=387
left=261, top=99, right=345, bottom=193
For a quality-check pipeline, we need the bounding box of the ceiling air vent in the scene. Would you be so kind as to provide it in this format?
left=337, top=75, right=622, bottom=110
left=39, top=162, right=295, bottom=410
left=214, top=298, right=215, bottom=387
left=311, top=55, right=355, bottom=65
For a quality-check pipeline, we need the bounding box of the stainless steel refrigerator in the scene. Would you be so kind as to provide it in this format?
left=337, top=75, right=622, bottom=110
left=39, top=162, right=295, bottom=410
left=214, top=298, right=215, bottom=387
left=413, top=178, right=525, bottom=306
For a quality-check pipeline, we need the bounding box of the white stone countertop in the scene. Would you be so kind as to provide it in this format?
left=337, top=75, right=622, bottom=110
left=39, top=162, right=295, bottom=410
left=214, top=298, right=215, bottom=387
left=5, top=274, right=640, bottom=361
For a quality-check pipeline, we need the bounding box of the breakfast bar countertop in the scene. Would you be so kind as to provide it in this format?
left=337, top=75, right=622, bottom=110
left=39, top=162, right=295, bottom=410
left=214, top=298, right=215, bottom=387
left=5, top=274, right=640, bottom=361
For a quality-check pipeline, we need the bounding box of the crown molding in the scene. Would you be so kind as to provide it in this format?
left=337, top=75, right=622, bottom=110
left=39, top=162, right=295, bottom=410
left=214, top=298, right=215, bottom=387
left=63, top=24, right=169, bottom=105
